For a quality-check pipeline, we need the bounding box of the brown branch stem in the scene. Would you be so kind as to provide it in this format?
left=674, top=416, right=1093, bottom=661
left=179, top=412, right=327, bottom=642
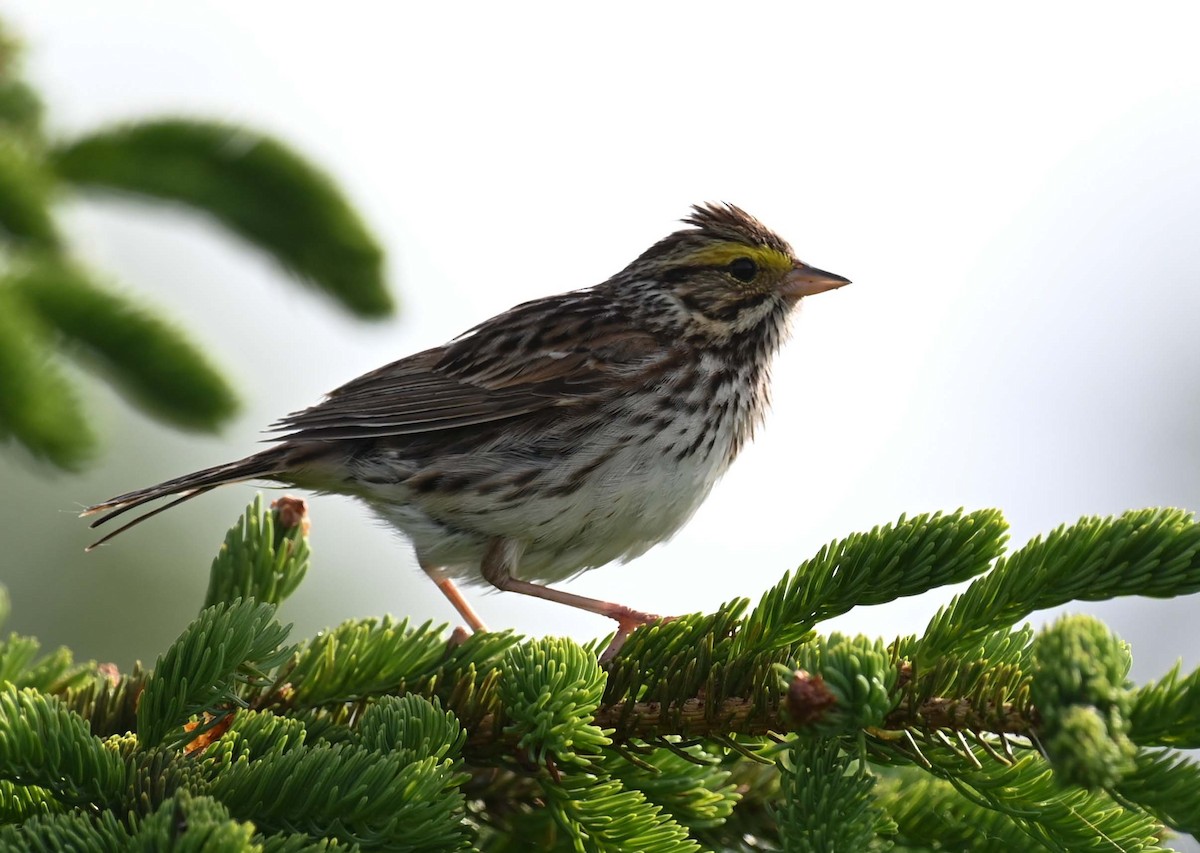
left=463, top=691, right=1037, bottom=754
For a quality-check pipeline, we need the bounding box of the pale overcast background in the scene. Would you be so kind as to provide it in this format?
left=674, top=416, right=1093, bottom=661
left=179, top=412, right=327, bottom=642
left=4, top=4, right=1200, bottom=700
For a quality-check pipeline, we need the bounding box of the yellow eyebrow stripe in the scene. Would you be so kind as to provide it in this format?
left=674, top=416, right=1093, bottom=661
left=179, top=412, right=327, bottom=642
left=683, top=243, right=793, bottom=275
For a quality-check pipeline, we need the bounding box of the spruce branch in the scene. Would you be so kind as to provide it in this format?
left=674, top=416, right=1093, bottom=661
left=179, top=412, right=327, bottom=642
left=499, top=638, right=609, bottom=769
left=7, top=257, right=238, bottom=431
left=356, top=694, right=467, bottom=766
left=52, top=119, right=391, bottom=318
left=0, top=810, right=130, bottom=853
left=737, top=508, right=1008, bottom=653
left=137, top=599, right=293, bottom=748
left=0, top=686, right=125, bottom=809
left=5, top=501, right=1200, bottom=849
left=211, top=708, right=310, bottom=766
left=258, top=834, right=361, bottom=853
left=204, top=494, right=311, bottom=610
left=1029, top=614, right=1136, bottom=789
left=0, top=24, right=394, bottom=468
left=540, top=771, right=699, bottom=853
left=921, top=508, right=1200, bottom=658
left=0, top=26, right=44, bottom=148
left=284, top=616, right=461, bottom=707
left=775, top=737, right=889, bottom=852
left=1129, top=659, right=1200, bottom=748
left=131, top=789, right=257, bottom=850
left=208, top=744, right=470, bottom=850
left=877, top=770, right=1044, bottom=849
left=0, top=632, right=90, bottom=696
left=61, top=663, right=144, bottom=739
left=118, top=738, right=211, bottom=817
left=0, top=588, right=92, bottom=696
left=598, top=743, right=739, bottom=833
left=868, top=733, right=1163, bottom=851
left=1115, top=748, right=1200, bottom=837
left=0, top=285, right=92, bottom=468
left=601, top=604, right=750, bottom=706
left=897, top=625, right=1035, bottom=724
left=0, top=136, right=58, bottom=249
left=0, top=779, right=61, bottom=823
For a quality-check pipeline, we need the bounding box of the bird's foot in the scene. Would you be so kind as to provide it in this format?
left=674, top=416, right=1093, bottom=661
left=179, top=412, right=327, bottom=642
left=598, top=607, right=675, bottom=664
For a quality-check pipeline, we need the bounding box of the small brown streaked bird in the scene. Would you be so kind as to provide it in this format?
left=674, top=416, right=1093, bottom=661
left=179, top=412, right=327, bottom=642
left=84, top=203, right=849, bottom=660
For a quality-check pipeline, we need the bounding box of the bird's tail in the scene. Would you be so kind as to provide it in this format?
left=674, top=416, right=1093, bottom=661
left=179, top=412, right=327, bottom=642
left=81, top=447, right=293, bottom=550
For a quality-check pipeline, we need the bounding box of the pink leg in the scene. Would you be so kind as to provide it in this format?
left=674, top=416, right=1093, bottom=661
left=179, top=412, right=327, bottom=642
left=420, top=560, right=488, bottom=633
left=479, top=539, right=662, bottom=662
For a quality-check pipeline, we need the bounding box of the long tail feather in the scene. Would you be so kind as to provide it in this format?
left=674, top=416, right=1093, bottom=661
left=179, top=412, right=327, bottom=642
left=82, top=447, right=291, bottom=548
left=85, top=488, right=218, bottom=550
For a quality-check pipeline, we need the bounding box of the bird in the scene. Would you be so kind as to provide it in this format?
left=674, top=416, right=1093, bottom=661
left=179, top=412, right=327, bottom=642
left=83, top=203, right=849, bottom=660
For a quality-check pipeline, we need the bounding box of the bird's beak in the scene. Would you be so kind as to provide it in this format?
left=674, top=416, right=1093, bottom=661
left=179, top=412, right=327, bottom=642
left=781, top=263, right=851, bottom=302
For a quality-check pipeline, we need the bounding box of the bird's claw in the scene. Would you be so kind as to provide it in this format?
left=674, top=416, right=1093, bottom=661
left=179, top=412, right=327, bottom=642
left=598, top=611, right=675, bottom=664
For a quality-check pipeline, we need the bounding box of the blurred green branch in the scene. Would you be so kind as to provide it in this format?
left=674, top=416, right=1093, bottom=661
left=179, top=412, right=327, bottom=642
left=0, top=19, right=391, bottom=470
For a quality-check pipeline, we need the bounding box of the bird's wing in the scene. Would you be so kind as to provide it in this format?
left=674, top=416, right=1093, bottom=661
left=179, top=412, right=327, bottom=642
left=270, top=291, right=665, bottom=441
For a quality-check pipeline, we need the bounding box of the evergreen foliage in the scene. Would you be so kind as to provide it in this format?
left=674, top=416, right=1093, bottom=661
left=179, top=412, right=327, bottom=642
left=3, top=498, right=1200, bottom=850
left=8, top=257, right=238, bottom=431
left=136, top=599, right=293, bottom=749
left=0, top=285, right=92, bottom=468
left=53, top=119, right=390, bottom=318
left=205, top=496, right=312, bottom=610
left=775, top=738, right=889, bottom=852
left=0, top=22, right=390, bottom=468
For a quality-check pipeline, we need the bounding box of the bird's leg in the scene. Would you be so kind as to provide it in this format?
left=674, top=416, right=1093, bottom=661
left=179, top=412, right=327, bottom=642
left=480, top=538, right=662, bottom=662
left=419, top=559, right=488, bottom=633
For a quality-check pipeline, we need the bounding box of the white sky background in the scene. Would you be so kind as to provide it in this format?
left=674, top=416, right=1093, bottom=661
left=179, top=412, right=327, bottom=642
left=4, top=3, right=1200, bottom=703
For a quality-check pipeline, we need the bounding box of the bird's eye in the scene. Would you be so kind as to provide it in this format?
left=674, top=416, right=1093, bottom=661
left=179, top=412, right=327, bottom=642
left=728, top=257, right=757, bottom=282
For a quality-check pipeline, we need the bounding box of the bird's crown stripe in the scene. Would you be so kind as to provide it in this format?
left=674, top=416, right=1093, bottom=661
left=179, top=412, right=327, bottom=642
left=683, top=243, right=792, bottom=274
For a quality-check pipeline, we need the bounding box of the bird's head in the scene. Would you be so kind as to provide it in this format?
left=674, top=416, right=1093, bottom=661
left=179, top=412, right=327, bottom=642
left=616, top=203, right=849, bottom=341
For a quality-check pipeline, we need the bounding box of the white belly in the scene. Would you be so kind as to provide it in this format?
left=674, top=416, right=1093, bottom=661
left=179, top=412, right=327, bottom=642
left=357, top=357, right=768, bottom=585
left=364, top=421, right=734, bottom=585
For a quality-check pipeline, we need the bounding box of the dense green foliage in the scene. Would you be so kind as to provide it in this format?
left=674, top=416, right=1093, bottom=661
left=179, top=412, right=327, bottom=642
left=2, top=499, right=1200, bottom=850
